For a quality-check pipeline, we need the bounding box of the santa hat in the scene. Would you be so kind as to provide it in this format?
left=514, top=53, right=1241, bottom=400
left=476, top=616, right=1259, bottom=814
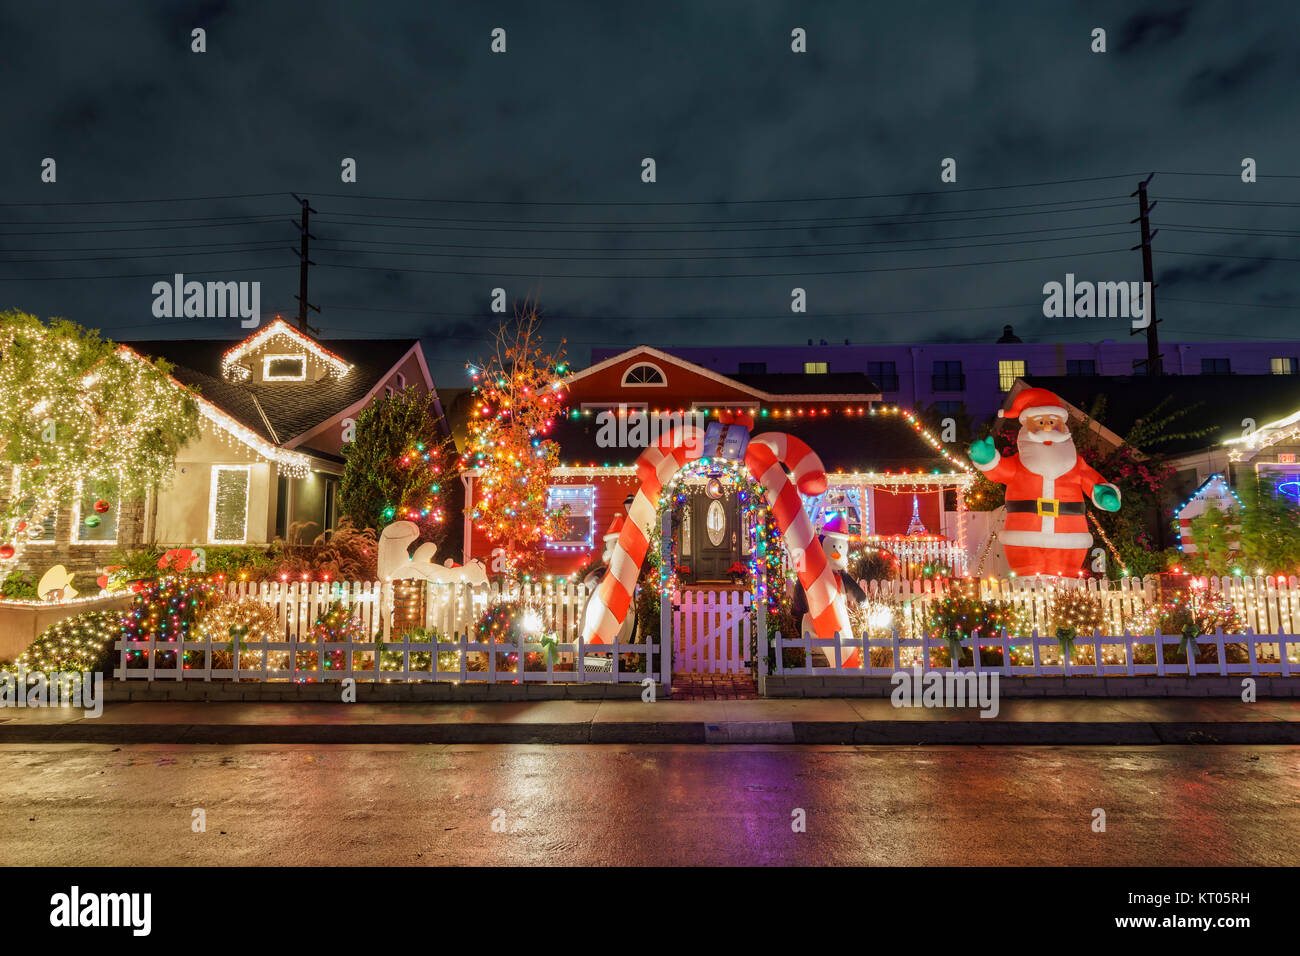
left=821, top=511, right=851, bottom=538
left=603, top=513, right=625, bottom=542
left=999, top=387, right=1068, bottom=424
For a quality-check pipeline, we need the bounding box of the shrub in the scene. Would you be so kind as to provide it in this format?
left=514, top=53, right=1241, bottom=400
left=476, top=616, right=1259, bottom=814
left=2, top=610, right=122, bottom=675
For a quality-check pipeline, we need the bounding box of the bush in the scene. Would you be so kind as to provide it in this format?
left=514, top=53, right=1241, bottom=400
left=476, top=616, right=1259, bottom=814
left=2, top=610, right=122, bottom=675
left=1, top=570, right=38, bottom=601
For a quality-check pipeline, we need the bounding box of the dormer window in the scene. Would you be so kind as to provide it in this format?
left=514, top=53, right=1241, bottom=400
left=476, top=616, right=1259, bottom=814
left=263, top=354, right=307, bottom=381
left=622, top=362, right=666, bottom=387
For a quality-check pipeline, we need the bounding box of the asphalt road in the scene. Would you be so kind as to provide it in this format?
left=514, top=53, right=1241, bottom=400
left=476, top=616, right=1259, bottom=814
left=2, top=744, right=1297, bottom=866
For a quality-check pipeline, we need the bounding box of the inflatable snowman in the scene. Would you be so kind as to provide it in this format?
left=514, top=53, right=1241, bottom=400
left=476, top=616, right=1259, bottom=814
left=791, top=511, right=863, bottom=666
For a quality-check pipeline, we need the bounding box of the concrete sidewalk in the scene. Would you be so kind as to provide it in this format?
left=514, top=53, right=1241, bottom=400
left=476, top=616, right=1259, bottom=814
left=2, top=697, right=1299, bottom=744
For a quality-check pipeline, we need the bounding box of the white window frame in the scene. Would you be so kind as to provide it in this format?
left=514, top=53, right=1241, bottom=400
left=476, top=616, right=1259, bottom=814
left=10, top=467, right=56, bottom=546
left=396, top=372, right=407, bottom=389
left=621, top=362, right=668, bottom=388
left=262, top=353, right=308, bottom=381
left=545, top=484, right=596, bottom=549
left=208, top=465, right=252, bottom=545
left=71, top=480, right=119, bottom=546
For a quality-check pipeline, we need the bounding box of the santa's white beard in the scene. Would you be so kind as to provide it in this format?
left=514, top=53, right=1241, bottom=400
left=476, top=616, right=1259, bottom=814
left=1016, top=430, right=1076, bottom=479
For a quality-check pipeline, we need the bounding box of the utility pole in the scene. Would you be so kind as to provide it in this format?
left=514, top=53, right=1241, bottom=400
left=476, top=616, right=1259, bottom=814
left=290, top=193, right=320, bottom=336
left=1130, top=174, right=1161, bottom=375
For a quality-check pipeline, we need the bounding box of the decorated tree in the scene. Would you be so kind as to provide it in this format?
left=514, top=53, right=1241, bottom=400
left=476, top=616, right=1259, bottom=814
left=461, top=306, right=568, bottom=582
left=339, top=386, right=457, bottom=545
left=0, top=311, right=199, bottom=566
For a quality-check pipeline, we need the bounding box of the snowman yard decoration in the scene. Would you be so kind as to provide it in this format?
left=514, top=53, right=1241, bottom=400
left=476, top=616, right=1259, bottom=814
left=791, top=510, right=863, bottom=666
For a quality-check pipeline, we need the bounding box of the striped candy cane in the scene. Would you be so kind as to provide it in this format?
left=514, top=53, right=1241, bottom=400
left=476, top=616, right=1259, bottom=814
left=749, top=432, right=828, bottom=496
left=581, top=423, right=705, bottom=644
left=744, top=441, right=851, bottom=645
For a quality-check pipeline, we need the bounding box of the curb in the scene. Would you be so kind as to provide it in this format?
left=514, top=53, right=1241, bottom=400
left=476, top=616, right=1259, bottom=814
left=1, top=720, right=1297, bottom=745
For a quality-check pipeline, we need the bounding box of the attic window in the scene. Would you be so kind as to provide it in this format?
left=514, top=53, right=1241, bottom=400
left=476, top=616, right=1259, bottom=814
left=263, top=354, right=307, bottom=381
left=622, top=362, right=666, bottom=387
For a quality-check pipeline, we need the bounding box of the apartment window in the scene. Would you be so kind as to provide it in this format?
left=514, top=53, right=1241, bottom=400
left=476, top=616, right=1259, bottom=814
left=545, top=485, right=595, bottom=548
left=931, top=361, right=965, bottom=392
left=1201, top=358, right=1231, bottom=374
left=804, top=361, right=829, bottom=374
left=209, top=465, right=251, bottom=544
left=1066, top=359, right=1097, bottom=376
left=263, top=354, right=306, bottom=381
left=73, top=479, right=118, bottom=545
left=934, top=401, right=964, bottom=419
left=738, top=362, right=767, bottom=375
left=1271, top=357, right=1298, bottom=375
left=866, top=361, right=899, bottom=391
left=998, top=359, right=1027, bottom=392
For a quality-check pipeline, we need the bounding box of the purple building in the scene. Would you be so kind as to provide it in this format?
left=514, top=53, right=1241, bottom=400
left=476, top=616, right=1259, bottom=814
left=603, top=326, right=1300, bottom=424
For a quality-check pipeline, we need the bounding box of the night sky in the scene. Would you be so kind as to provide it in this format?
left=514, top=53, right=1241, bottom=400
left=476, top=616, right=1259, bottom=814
left=2, top=0, right=1297, bottom=380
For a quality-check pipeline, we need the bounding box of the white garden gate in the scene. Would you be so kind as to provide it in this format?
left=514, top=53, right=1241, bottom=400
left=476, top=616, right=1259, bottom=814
left=671, top=590, right=752, bottom=674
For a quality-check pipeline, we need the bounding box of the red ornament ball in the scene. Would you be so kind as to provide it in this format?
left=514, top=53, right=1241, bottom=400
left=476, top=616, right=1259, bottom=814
left=94, top=499, right=111, bottom=514
left=0, top=545, right=14, bottom=560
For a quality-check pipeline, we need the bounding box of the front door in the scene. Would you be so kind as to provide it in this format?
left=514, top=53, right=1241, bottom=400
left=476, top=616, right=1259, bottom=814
left=690, top=491, right=739, bottom=582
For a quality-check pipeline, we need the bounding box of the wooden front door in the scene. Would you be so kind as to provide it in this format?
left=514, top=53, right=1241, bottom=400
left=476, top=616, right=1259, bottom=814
left=690, top=491, right=740, bottom=581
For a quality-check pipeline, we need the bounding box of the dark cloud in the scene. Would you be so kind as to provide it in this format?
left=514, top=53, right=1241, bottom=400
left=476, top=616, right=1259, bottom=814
left=0, top=0, right=1295, bottom=379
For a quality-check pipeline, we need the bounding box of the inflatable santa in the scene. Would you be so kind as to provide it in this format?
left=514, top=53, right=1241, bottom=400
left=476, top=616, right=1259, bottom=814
left=969, top=387, right=1121, bottom=577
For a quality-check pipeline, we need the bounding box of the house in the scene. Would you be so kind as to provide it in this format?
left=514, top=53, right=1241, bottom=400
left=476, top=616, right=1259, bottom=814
left=460, top=345, right=977, bottom=582
left=15, top=318, right=443, bottom=576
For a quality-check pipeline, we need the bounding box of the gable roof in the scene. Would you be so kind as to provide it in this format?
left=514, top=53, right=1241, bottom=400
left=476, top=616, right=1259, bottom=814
left=563, top=345, right=881, bottom=403
left=121, top=330, right=426, bottom=445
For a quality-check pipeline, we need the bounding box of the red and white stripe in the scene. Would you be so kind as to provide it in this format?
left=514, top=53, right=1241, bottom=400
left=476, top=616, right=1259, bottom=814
left=744, top=441, right=849, bottom=643
left=581, top=424, right=706, bottom=644
left=749, top=432, right=828, bottom=496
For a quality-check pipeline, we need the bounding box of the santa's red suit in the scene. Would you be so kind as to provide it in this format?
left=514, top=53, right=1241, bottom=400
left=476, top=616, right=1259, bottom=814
left=970, top=388, right=1120, bottom=577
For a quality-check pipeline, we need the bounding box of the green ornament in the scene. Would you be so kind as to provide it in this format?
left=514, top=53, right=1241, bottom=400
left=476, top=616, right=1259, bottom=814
left=84, top=515, right=101, bottom=528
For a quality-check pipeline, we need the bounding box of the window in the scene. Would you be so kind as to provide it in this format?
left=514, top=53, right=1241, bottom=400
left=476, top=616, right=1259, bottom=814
left=1201, top=358, right=1231, bottom=374
left=73, top=479, right=118, bottom=544
left=1132, top=358, right=1151, bottom=375
left=384, top=386, right=394, bottom=398
left=1272, top=357, right=1298, bottom=375
left=931, top=361, right=964, bottom=392
left=262, top=354, right=306, bottom=381
left=866, top=361, right=899, bottom=391
left=621, top=362, right=666, bottom=386
left=738, top=361, right=767, bottom=375
left=545, top=485, right=595, bottom=548
left=209, top=465, right=251, bottom=544
left=934, top=400, right=964, bottom=419
left=396, top=372, right=406, bottom=390
left=804, top=487, right=866, bottom=538
left=998, top=359, right=1027, bottom=392
left=803, top=361, right=829, bottom=374
left=1066, top=359, right=1097, bottom=376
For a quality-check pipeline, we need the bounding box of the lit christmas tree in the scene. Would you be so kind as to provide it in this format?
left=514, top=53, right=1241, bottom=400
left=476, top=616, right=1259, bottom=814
left=461, top=306, right=568, bottom=582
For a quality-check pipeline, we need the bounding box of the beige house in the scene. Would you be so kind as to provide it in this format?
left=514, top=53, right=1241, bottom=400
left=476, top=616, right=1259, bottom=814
left=12, top=319, right=443, bottom=577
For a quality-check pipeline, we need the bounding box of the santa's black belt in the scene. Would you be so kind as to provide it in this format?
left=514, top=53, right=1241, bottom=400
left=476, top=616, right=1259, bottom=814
left=1005, top=499, right=1085, bottom=516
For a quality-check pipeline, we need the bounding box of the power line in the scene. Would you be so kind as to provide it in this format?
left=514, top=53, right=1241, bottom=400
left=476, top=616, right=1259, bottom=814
left=0, top=192, right=289, bottom=208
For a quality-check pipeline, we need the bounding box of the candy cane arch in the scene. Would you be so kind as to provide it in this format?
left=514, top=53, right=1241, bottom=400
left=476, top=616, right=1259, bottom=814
left=581, top=417, right=851, bottom=647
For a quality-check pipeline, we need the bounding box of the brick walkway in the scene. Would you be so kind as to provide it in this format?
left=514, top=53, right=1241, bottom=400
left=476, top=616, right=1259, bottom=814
left=671, top=673, right=759, bottom=700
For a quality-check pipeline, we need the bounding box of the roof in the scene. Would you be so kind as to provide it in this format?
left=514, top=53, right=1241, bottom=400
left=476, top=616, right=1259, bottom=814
left=732, top=372, right=880, bottom=396
left=547, top=410, right=961, bottom=475
left=121, top=334, right=421, bottom=444
left=1022, top=374, right=1300, bottom=457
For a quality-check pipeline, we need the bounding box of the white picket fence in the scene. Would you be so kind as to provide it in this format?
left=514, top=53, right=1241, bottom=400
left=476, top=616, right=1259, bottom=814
left=772, top=627, right=1299, bottom=677
left=862, top=574, right=1300, bottom=639
left=672, top=590, right=752, bottom=674
left=113, top=577, right=658, bottom=684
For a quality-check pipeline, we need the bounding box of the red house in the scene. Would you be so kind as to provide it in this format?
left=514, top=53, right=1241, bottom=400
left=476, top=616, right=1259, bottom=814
left=461, top=346, right=976, bottom=581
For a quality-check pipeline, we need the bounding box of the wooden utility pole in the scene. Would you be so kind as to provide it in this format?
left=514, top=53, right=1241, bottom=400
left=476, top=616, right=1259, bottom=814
left=1130, top=175, right=1161, bottom=374
left=290, top=193, right=320, bottom=335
